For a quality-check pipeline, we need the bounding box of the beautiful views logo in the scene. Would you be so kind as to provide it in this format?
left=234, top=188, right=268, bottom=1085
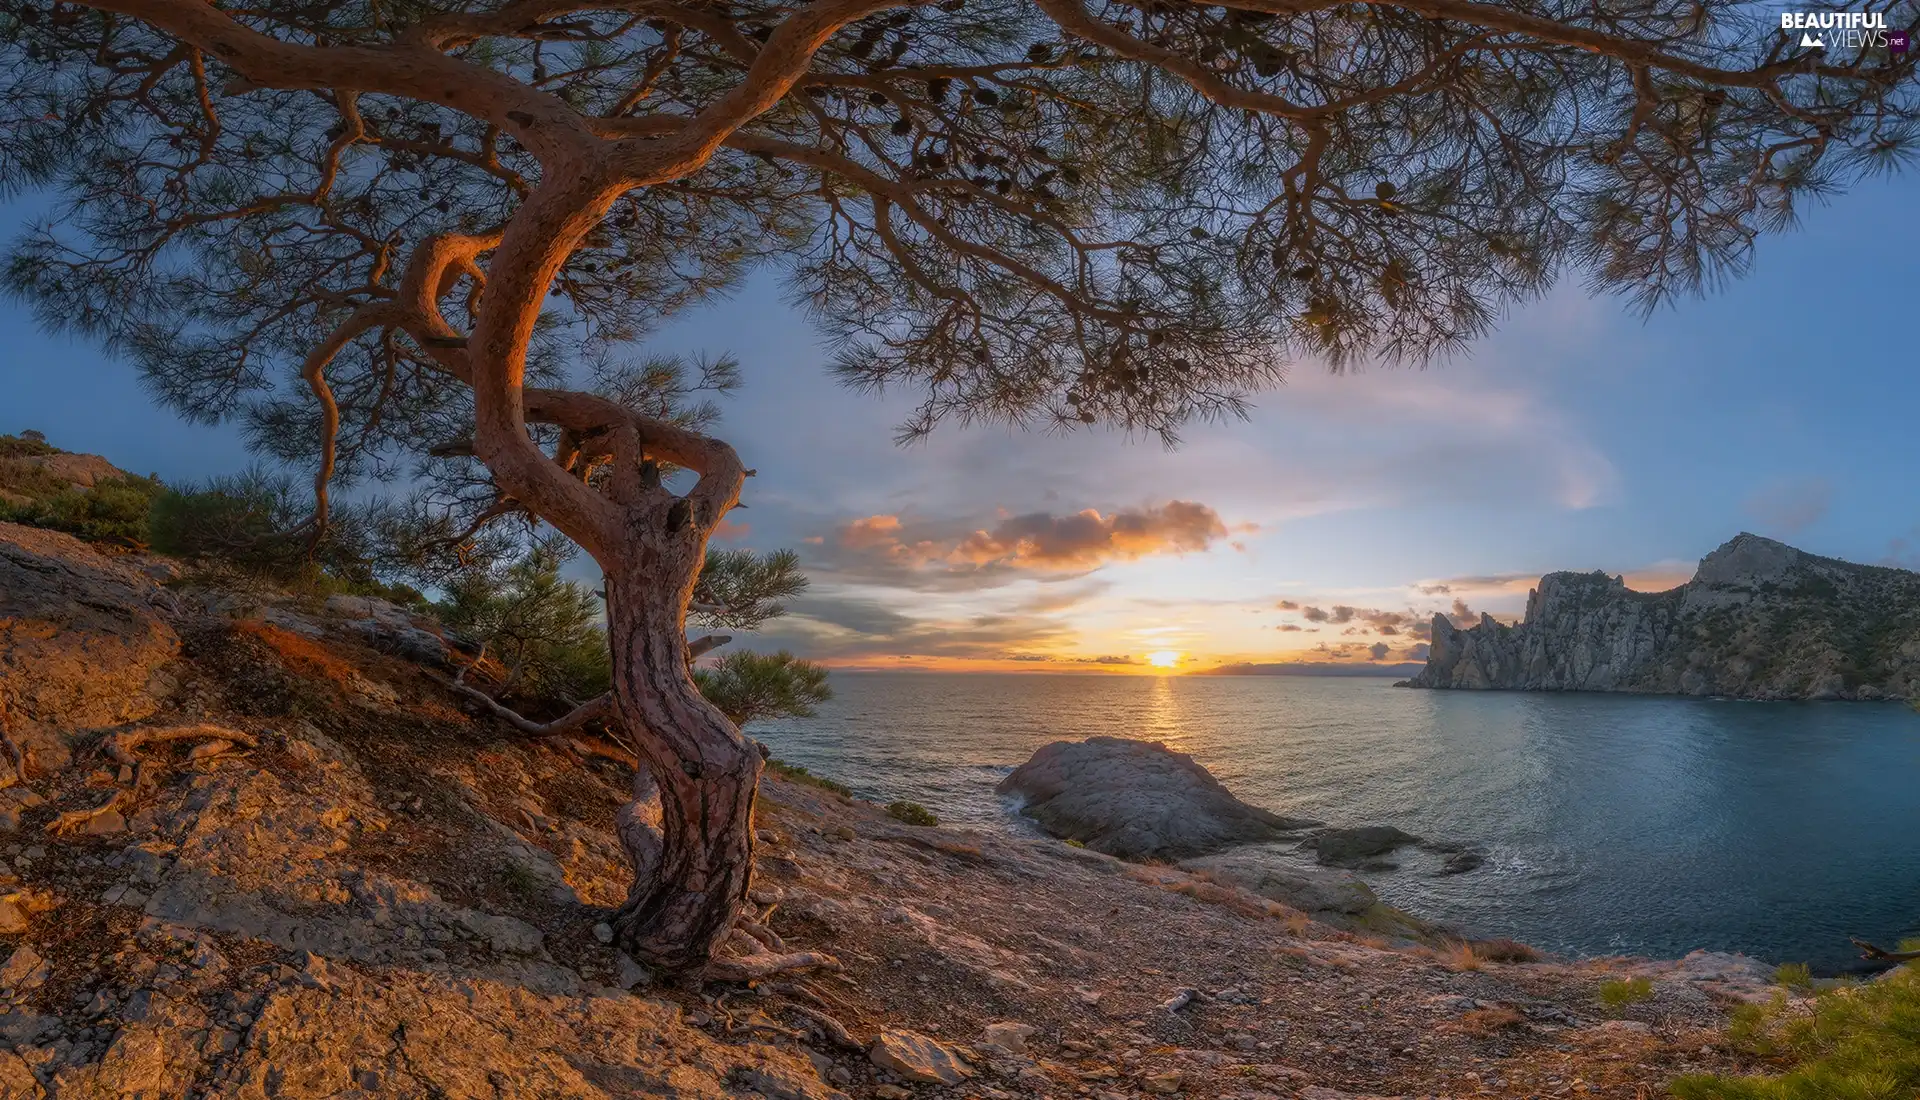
left=1779, top=9, right=1906, bottom=51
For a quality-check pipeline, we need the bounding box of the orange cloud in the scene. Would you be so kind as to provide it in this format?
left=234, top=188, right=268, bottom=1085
left=949, top=502, right=1230, bottom=568
left=832, top=501, right=1232, bottom=575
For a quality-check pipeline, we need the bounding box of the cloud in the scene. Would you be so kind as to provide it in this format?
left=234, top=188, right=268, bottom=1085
left=1014, top=580, right=1113, bottom=614
left=1277, top=623, right=1304, bottom=632
left=1368, top=642, right=1391, bottom=660
left=1450, top=598, right=1477, bottom=625
left=815, top=500, right=1237, bottom=590
left=1744, top=476, right=1833, bottom=534
left=947, top=501, right=1230, bottom=568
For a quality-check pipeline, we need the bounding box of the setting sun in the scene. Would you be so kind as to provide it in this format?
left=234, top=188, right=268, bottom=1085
left=1146, top=650, right=1183, bottom=670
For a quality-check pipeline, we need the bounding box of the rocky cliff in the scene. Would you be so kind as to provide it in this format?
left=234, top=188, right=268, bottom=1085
left=1403, top=533, right=1920, bottom=700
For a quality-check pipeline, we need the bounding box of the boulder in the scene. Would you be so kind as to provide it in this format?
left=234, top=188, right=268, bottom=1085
left=1178, top=852, right=1378, bottom=915
left=1307, top=825, right=1420, bottom=868
left=869, top=1028, right=973, bottom=1085
left=0, top=522, right=179, bottom=775
left=998, top=737, right=1319, bottom=860
left=979, top=1020, right=1037, bottom=1057
left=323, top=595, right=454, bottom=667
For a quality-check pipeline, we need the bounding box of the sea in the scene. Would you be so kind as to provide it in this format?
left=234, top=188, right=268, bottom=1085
left=755, top=671, right=1920, bottom=972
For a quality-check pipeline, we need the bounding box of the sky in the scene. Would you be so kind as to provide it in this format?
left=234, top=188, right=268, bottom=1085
left=2, top=175, right=1917, bottom=674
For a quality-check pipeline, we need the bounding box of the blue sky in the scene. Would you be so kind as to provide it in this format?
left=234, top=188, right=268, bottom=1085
left=2, top=175, right=1916, bottom=670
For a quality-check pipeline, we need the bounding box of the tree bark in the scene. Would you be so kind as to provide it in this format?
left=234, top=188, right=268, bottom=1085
left=601, top=518, right=763, bottom=975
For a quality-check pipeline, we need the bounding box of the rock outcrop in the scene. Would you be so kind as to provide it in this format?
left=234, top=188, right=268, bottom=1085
left=0, top=518, right=1820, bottom=1099
left=997, top=736, right=1320, bottom=860
left=1403, top=533, right=1920, bottom=700
left=0, top=523, right=180, bottom=778
left=1177, top=852, right=1379, bottom=915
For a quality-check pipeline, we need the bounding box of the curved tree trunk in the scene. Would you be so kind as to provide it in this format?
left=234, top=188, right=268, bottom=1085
left=601, top=526, right=763, bottom=975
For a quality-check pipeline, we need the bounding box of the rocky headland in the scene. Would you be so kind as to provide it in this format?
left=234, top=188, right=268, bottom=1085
left=1403, top=533, right=1920, bottom=700
left=0, top=515, right=1831, bottom=1098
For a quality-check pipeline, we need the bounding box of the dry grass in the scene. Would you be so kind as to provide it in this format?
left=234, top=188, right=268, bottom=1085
left=1162, top=874, right=1300, bottom=922
left=1441, top=940, right=1486, bottom=971
left=1458, top=1007, right=1529, bottom=1035
left=232, top=619, right=364, bottom=690
left=1474, top=937, right=1545, bottom=963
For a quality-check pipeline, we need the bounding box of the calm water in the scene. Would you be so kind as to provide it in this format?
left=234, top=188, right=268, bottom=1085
left=756, top=672, right=1920, bottom=971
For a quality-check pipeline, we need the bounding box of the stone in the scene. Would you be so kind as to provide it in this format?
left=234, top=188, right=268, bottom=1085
left=592, top=922, right=614, bottom=944
left=0, top=890, right=55, bottom=934
left=869, top=1028, right=974, bottom=1085
left=615, top=954, right=650, bottom=990
left=1144, top=1070, right=1184, bottom=1094
left=1442, top=850, right=1486, bottom=874
left=979, top=1020, right=1037, bottom=1056
left=82, top=809, right=128, bottom=837
left=0, top=1050, right=39, bottom=1099
left=0, top=945, right=50, bottom=991
left=733, top=1062, right=851, bottom=1100
left=1177, top=853, right=1378, bottom=915
left=997, top=737, right=1320, bottom=860
left=1307, top=826, right=1421, bottom=869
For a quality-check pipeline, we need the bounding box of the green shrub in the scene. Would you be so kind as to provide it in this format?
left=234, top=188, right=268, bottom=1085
left=0, top=474, right=164, bottom=545
left=1774, top=962, right=1814, bottom=990
left=1673, top=965, right=1920, bottom=1100
left=885, top=800, right=939, bottom=827
left=1598, top=976, right=1654, bottom=1007
left=0, top=431, right=57, bottom=459
left=149, top=469, right=310, bottom=571
left=765, top=759, right=852, bottom=798
left=692, top=650, right=831, bottom=728
left=436, top=542, right=611, bottom=703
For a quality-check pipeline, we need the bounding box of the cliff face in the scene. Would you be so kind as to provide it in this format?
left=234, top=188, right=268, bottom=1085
left=1405, top=533, right=1920, bottom=700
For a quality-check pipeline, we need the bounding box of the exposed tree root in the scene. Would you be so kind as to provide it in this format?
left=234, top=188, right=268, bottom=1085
left=549, top=734, right=639, bottom=769
left=445, top=651, right=615, bottom=737
left=1853, top=936, right=1920, bottom=963
left=48, top=761, right=151, bottom=836
left=49, top=725, right=252, bottom=836
left=782, top=1003, right=864, bottom=1052
left=737, top=919, right=787, bottom=952
left=100, top=724, right=257, bottom=766
left=703, top=949, right=842, bottom=983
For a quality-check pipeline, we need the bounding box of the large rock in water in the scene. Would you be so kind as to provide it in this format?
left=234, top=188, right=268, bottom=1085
left=997, top=737, right=1319, bottom=860
left=1401, top=532, right=1920, bottom=700
left=0, top=522, right=179, bottom=775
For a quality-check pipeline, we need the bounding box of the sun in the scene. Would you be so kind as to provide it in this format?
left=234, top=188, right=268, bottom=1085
left=1146, top=650, right=1183, bottom=670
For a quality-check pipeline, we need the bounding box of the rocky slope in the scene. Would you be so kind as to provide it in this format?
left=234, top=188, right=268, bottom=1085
left=0, top=520, right=1831, bottom=1098
left=1403, top=533, right=1920, bottom=700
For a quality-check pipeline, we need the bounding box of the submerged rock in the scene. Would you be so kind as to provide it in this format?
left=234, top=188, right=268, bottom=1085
left=997, top=737, right=1320, bottom=860
left=1308, top=825, right=1422, bottom=868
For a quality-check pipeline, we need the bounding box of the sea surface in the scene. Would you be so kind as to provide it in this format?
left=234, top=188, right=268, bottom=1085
left=755, top=672, right=1920, bottom=972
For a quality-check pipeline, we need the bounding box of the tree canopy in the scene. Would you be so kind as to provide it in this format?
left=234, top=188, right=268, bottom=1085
left=2, top=0, right=1912, bottom=485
